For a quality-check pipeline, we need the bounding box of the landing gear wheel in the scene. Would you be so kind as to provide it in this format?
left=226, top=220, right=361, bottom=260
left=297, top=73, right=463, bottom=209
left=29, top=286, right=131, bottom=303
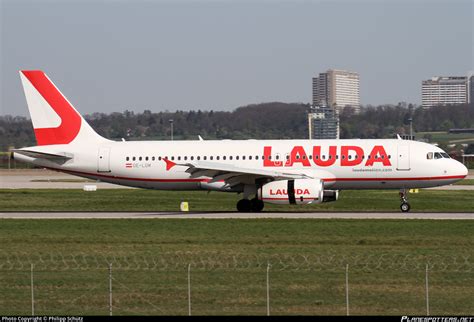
left=400, top=202, right=411, bottom=213
left=237, top=199, right=252, bottom=212
left=399, top=189, right=411, bottom=213
left=250, top=198, right=264, bottom=212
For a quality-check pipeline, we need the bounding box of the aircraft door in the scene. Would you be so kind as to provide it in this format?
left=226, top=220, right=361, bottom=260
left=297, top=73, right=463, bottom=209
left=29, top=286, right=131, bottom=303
left=396, top=144, right=410, bottom=171
left=97, top=147, right=111, bottom=172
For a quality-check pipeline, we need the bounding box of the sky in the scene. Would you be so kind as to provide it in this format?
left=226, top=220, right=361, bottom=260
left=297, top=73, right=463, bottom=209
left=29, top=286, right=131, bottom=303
left=1, top=0, right=473, bottom=117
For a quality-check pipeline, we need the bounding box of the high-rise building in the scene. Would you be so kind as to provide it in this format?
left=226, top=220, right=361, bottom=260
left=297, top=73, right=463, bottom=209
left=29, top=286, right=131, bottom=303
left=468, top=74, right=474, bottom=104
left=308, top=106, right=339, bottom=140
left=312, top=73, right=329, bottom=107
left=421, top=76, right=468, bottom=108
left=312, top=69, right=360, bottom=114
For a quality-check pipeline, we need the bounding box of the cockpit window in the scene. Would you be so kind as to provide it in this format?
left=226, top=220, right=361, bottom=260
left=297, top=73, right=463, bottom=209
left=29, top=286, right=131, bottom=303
left=428, top=152, right=450, bottom=160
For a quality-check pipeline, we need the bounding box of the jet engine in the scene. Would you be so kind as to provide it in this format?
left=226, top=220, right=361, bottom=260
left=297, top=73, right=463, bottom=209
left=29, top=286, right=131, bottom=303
left=322, top=190, right=339, bottom=202
left=258, top=179, right=324, bottom=205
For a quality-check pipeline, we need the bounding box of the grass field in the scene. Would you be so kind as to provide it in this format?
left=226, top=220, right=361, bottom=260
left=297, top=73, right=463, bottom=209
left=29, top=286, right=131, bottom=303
left=0, top=219, right=473, bottom=315
left=454, top=179, right=474, bottom=186
left=417, top=131, right=474, bottom=144
left=0, top=189, right=473, bottom=315
left=1, top=189, right=474, bottom=212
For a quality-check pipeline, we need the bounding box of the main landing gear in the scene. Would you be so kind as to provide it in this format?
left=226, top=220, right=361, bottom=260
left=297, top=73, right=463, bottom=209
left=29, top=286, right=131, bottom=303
left=237, top=198, right=264, bottom=212
left=399, top=189, right=411, bottom=213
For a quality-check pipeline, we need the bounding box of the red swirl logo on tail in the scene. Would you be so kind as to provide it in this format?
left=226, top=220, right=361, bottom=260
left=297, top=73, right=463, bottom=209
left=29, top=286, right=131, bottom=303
left=21, top=71, right=81, bottom=146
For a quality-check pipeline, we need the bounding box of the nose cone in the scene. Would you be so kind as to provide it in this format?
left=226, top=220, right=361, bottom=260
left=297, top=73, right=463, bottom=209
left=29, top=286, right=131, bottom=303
left=455, top=160, right=468, bottom=178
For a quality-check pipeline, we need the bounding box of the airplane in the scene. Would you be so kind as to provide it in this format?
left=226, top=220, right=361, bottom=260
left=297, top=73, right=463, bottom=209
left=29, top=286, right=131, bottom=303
left=12, top=70, right=468, bottom=212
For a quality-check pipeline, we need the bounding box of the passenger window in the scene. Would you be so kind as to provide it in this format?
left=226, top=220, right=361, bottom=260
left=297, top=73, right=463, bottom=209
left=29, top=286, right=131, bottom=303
left=152, top=156, right=155, bottom=161
left=158, top=157, right=161, bottom=161
left=236, top=156, right=239, bottom=160
left=223, top=156, right=226, bottom=160
left=229, top=156, right=233, bottom=160
left=197, top=156, right=200, bottom=160
left=217, top=156, right=220, bottom=160
left=242, top=156, right=246, bottom=160
left=210, top=156, right=213, bottom=160
left=171, top=156, right=174, bottom=161
left=249, top=156, right=253, bottom=160
left=178, top=156, right=181, bottom=161
left=191, top=156, right=194, bottom=161
left=139, top=157, right=142, bottom=161
left=204, top=156, right=207, bottom=160
left=132, top=157, right=136, bottom=161
left=184, top=156, right=188, bottom=161
left=145, top=157, right=149, bottom=161
left=126, top=157, right=129, bottom=161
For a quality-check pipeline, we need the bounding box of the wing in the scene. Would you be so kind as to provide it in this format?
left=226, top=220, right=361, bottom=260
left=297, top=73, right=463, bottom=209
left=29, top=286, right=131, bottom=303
left=172, top=160, right=313, bottom=188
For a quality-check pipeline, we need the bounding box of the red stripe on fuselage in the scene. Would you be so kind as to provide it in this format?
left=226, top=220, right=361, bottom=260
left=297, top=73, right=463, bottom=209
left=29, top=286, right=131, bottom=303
left=323, top=175, right=466, bottom=182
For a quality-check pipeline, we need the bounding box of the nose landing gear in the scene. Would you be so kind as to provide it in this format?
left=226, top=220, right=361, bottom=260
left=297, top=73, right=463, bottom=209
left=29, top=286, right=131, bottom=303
left=399, top=189, right=411, bottom=212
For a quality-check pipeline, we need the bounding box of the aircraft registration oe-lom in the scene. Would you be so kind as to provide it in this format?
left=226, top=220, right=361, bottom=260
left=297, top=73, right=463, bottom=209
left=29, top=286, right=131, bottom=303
left=13, top=70, right=468, bottom=212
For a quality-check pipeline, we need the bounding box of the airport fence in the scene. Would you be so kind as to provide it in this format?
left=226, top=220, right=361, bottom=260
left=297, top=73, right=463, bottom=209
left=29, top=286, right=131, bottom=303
left=0, top=252, right=473, bottom=315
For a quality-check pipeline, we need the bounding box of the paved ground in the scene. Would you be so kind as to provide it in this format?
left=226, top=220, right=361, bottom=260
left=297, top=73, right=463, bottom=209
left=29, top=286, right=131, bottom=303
left=1, top=212, right=473, bottom=219
left=0, top=169, right=129, bottom=189
left=1, top=169, right=473, bottom=189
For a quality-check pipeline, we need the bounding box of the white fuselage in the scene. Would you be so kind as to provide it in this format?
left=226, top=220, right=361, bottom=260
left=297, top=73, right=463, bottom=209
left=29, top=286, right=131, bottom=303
left=15, top=138, right=468, bottom=192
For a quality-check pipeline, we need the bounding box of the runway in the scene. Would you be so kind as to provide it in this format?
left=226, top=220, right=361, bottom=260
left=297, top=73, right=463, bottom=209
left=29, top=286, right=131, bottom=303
left=1, top=169, right=473, bottom=189
left=0, top=212, right=473, bottom=219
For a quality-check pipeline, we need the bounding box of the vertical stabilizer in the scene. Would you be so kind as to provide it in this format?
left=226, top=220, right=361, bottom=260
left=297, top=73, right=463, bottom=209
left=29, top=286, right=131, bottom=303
left=20, top=70, right=108, bottom=146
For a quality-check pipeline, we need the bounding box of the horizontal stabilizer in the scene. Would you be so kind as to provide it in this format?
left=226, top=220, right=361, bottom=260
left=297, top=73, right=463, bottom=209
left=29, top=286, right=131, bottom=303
left=12, top=149, right=72, bottom=162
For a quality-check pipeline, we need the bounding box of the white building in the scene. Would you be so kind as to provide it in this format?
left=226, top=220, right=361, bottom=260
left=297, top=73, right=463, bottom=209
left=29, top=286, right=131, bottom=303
left=312, top=69, right=360, bottom=114
left=468, top=74, right=474, bottom=104
left=421, top=76, right=468, bottom=108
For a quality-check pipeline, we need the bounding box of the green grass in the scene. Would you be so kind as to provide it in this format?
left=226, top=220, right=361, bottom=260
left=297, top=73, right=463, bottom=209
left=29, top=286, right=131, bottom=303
left=0, top=219, right=473, bottom=315
left=418, top=131, right=474, bottom=144
left=1, top=189, right=473, bottom=212
left=453, top=179, right=474, bottom=186
left=1, top=189, right=473, bottom=314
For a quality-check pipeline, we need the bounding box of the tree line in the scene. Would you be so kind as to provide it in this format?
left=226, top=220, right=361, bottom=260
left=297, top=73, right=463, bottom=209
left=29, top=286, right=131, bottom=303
left=1, top=102, right=473, bottom=151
